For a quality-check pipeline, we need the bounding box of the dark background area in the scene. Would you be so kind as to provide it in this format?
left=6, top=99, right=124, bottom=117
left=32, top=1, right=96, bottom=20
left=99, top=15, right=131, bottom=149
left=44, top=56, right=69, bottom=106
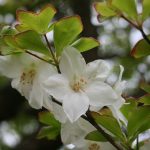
left=0, top=0, right=150, bottom=149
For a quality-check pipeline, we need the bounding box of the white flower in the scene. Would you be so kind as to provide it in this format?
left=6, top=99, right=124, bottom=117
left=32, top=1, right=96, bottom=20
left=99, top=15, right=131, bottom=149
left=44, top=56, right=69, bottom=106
left=44, top=46, right=119, bottom=122
left=61, top=118, right=116, bottom=150
left=0, top=53, right=56, bottom=110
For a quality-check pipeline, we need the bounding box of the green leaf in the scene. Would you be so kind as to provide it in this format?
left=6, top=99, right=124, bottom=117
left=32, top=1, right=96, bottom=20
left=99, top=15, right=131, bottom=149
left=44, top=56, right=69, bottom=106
left=54, top=16, right=83, bottom=55
left=0, top=26, right=18, bottom=36
left=91, top=112, right=125, bottom=141
left=120, top=98, right=137, bottom=120
left=131, top=36, right=150, bottom=58
left=85, top=130, right=107, bottom=142
left=127, top=106, right=150, bottom=142
left=16, top=4, right=56, bottom=34
left=14, top=30, right=50, bottom=55
left=4, top=35, right=20, bottom=49
left=1, top=36, right=22, bottom=55
left=71, top=37, right=99, bottom=52
left=37, top=126, right=60, bottom=140
left=138, top=94, right=150, bottom=105
left=15, top=24, right=30, bottom=32
left=140, top=82, right=150, bottom=93
left=94, top=2, right=116, bottom=18
left=142, top=0, right=150, bottom=21
left=39, top=111, right=60, bottom=128
left=111, top=0, right=137, bottom=20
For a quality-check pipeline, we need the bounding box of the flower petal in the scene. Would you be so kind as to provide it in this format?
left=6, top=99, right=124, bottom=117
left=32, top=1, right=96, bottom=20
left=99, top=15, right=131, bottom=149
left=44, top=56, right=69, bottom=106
left=61, top=120, right=85, bottom=145
left=114, top=65, right=126, bottom=95
left=51, top=102, right=67, bottom=123
left=0, top=55, right=23, bottom=78
left=28, top=80, right=43, bottom=109
left=86, top=60, right=111, bottom=81
left=37, top=62, right=57, bottom=80
left=86, top=80, right=118, bottom=106
left=44, top=74, right=71, bottom=101
left=63, top=92, right=89, bottom=122
left=59, top=46, right=86, bottom=80
left=42, top=94, right=53, bottom=111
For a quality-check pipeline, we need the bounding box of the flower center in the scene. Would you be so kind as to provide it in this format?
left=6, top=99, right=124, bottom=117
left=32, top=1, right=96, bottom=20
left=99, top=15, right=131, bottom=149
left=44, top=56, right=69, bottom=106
left=20, top=69, right=36, bottom=86
left=71, top=77, right=87, bottom=92
left=88, top=143, right=100, bottom=150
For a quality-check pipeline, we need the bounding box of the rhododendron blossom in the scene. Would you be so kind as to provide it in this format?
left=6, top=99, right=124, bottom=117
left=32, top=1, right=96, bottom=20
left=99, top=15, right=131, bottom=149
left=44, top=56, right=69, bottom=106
left=44, top=47, right=121, bottom=122
left=0, top=53, right=56, bottom=110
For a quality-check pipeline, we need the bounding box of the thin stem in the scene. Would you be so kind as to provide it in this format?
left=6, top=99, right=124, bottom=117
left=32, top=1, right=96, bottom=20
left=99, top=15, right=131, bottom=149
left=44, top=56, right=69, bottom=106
left=26, top=50, right=50, bottom=63
left=121, top=15, right=139, bottom=30
left=121, top=15, right=150, bottom=45
left=52, top=97, right=62, bottom=106
left=139, top=28, right=150, bottom=45
left=44, top=34, right=57, bottom=63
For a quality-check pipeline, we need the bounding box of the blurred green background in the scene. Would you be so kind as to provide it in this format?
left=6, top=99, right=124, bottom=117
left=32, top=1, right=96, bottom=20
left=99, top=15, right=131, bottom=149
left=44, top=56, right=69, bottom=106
left=0, top=0, right=150, bottom=149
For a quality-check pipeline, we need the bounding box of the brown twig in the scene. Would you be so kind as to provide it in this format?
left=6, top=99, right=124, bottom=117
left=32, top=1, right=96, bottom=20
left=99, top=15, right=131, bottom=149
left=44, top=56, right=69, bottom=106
left=44, top=34, right=60, bottom=72
left=121, top=15, right=150, bottom=45
left=26, top=50, right=50, bottom=63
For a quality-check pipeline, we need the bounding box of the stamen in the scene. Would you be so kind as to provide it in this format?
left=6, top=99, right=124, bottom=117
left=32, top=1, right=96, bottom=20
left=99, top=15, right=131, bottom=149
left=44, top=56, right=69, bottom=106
left=71, top=77, right=87, bottom=92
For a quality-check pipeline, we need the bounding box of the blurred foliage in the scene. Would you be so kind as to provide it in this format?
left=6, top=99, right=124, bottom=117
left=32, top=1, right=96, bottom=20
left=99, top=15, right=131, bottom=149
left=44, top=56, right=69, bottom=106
left=0, top=0, right=150, bottom=150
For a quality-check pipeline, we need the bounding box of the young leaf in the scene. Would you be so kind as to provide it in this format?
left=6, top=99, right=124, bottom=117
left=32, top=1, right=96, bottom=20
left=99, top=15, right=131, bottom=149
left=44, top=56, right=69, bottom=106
left=140, top=81, right=150, bottom=93
left=54, top=16, right=83, bottom=55
left=1, top=36, right=23, bottom=55
left=111, top=0, right=137, bottom=20
left=39, top=111, right=60, bottom=128
left=71, top=37, right=99, bottom=52
left=131, top=36, right=150, bottom=58
left=94, top=2, right=116, bottom=18
left=37, top=126, right=60, bottom=140
left=4, top=35, right=20, bottom=49
left=14, top=30, right=50, bottom=55
left=16, top=4, right=56, bottom=34
left=142, top=0, right=150, bottom=21
left=91, top=112, right=125, bottom=141
left=138, top=94, right=150, bottom=105
left=127, top=106, right=150, bottom=142
left=120, top=98, right=137, bottom=120
left=85, top=130, right=107, bottom=142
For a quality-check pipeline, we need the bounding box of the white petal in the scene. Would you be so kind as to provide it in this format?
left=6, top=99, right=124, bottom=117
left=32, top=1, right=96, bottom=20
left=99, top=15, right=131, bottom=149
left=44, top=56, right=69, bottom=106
left=11, top=78, right=23, bottom=95
left=63, top=92, right=89, bottom=122
left=61, top=120, right=85, bottom=145
left=78, top=118, right=94, bottom=133
left=51, top=102, right=67, bottom=123
left=42, top=94, right=53, bottom=111
left=114, top=65, right=126, bottom=95
left=28, top=80, right=43, bottom=109
left=85, top=80, right=118, bottom=106
left=90, top=105, right=103, bottom=112
left=109, top=97, right=127, bottom=124
left=60, top=46, right=86, bottom=80
left=44, top=74, right=71, bottom=100
left=37, top=62, right=57, bottom=80
left=0, top=55, right=23, bottom=78
left=86, top=60, right=111, bottom=81
left=11, top=77, right=32, bottom=100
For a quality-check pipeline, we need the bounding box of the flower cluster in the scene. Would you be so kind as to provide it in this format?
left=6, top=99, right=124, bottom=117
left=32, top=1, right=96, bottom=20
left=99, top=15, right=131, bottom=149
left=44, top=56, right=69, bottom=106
left=0, top=46, right=126, bottom=149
